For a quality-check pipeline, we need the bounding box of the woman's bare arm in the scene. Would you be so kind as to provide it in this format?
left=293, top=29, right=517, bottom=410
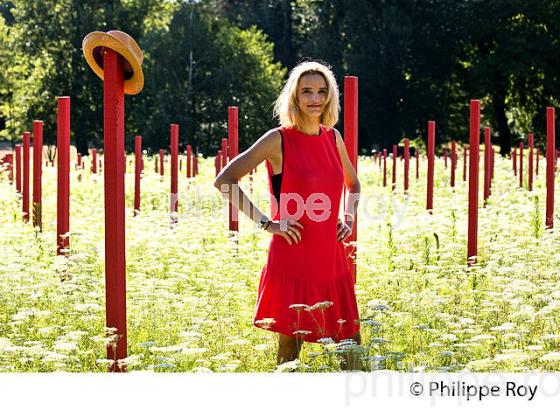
left=333, top=128, right=361, bottom=229
left=213, top=129, right=281, bottom=226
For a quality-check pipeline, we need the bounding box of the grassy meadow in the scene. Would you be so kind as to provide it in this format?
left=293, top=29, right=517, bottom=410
left=0, top=150, right=559, bottom=373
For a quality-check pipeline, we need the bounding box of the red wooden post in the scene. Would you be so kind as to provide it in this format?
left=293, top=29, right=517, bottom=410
left=528, top=133, right=534, bottom=192
left=32, top=120, right=43, bottom=230
left=170, top=124, right=179, bottom=213
left=427, top=121, right=435, bottom=212
left=221, top=138, right=228, bottom=169
left=186, top=144, right=192, bottom=178
left=15, top=144, right=21, bottom=193
left=519, top=142, right=524, bottom=188
left=483, top=127, right=491, bottom=205
left=228, top=106, right=239, bottom=232
left=217, top=149, right=223, bottom=171
left=463, top=145, right=467, bottom=182
left=404, top=138, right=409, bottom=193
left=451, top=140, right=456, bottom=188
left=513, top=147, right=517, bottom=176
left=22, top=132, right=30, bottom=222
left=159, top=149, right=164, bottom=177
left=193, top=153, right=198, bottom=176
left=92, top=149, right=97, bottom=173
left=134, top=135, right=142, bottom=214
left=392, top=144, right=397, bottom=192
left=102, top=49, right=128, bottom=371
left=546, top=107, right=555, bottom=229
left=467, top=100, right=480, bottom=265
left=343, top=76, right=358, bottom=279
left=57, top=97, right=70, bottom=255
left=77, top=153, right=82, bottom=169
left=215, top=151, right=221, bottom=176
left=415, top=148, right=419, bottom=179
left=382, top=149, right=387, bottom=187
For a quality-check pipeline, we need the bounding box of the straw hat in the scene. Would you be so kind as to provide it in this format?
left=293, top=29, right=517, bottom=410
left=82, top=30, right=144, bottom=95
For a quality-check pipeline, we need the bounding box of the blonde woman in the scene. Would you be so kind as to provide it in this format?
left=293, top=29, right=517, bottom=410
left=214, top=60, right=362, bottom=371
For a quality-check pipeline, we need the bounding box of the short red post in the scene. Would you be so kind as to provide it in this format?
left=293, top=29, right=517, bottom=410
left=134, top=135, right=142, bottom=214
left=415, top=148, right=419, bottom=179
left=159, top=149, right=165, bottom=177
left=467, top=100, right=480, bottom=265
left=77, top=153, right=82, bottom=169
left=57, top=97, right=70, bottom=255
left=528, top=133, right=534, bottom=191
left=215, top=151, right=221, bottom=176
left=186, top=144, right=192, bottom=178
left=427, top=121, right=435, bottom=212
left=404, top=138, right=409, bottom=193
left=463, top=145, right=467, bottom=182
left=513, top=147, right=517, bottom=176
left=519, top=142, right=524, bottom=188
left=392, top=144, right=397, bottom=192
left=228, top=106, right=239, bottom=232
left=193, top=153, right=198, bottom=176
left=179, top=158, right=182, bottom=172
left=483, top=127, right=491, bottom=205
left=15, top=144, right=21, bottom=193
left=22, top=132, right=30, bottom=222
left=343, top=76, right=358, bottom=280
left=92, top=148, right=97, bottom=173
left=32, top=120, right=43, bottom=230
left=382, top=149, right=387, bottom=187
left=170, top=124, right=179, bottom=213
left=451, top=140, right=456, bottom=188
left=546, top=107, right=555, bottom=229
left=221, top=138, right=228, bottom=169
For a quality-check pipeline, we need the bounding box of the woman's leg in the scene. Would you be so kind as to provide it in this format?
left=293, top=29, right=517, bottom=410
left=276, top=333, right=303, bottom=365
left=339, top=331, right=366, bottom=371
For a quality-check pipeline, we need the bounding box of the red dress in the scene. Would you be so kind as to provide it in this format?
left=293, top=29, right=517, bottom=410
left=253, top=125, right=360, bottom=343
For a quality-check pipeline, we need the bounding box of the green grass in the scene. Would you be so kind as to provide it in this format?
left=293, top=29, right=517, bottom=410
left=0, top=151, right=559, bottom=372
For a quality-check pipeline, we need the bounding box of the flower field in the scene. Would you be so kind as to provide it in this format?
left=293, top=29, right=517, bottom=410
left=1, top=151, right=559, bottom=373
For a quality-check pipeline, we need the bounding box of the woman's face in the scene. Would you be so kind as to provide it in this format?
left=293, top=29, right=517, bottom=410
left=296, top=73, right=328, bottom=120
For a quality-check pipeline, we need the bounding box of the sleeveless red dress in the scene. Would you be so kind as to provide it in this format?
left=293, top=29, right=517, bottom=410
left=253, top=125, right=360, bottom=343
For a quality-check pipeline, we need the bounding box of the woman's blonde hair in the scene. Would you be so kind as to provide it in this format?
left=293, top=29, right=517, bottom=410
left=273, top=60, right=340, bottom=129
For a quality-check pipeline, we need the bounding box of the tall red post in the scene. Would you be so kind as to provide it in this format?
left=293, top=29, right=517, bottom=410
left=22, top=132, right=30, bottom=222
left=57, top=97, right=70, bottom=255
left=467, top=100, right=480, bottom=265
left=519, top=142, right=524, bottom=188
left=170, top=124, right=179, bottom=213
left=528, top=133, right=534, bottom=192
left=382, top=149, right=387, bottom=187
left=483, top=127, right=491, bottom=205
left=343, top=76, right=358, bottom=279
left=228, top=106, right=239, bottom=232
left=102, top=50, right=127, bottom=371
left=15, top=144, right=21, bottom=193
left=392, top=144, right=397, bottom=192
left=159, top=149, right=164, bottom=177
left=186, top=145, right=192, bottom=178
left=217, top=149, right=223, bottom=172
left=427, top=121, right=435, bottom=212
left=404, top=138, right=409, bottom=193
left=32, top=120, right=43, bottom=230
left=451, top=140, right=456, bottom=188
left=546, top=107, right=555, bottom=229
left=134, top=135, right=142, bottom=214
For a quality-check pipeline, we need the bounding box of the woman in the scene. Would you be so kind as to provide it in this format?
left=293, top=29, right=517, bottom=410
left=213, top=60, right=363, bottom=371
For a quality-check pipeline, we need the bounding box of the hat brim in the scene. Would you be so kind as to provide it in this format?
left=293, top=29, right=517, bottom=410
left=82, top=31, right=144, bottom=95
